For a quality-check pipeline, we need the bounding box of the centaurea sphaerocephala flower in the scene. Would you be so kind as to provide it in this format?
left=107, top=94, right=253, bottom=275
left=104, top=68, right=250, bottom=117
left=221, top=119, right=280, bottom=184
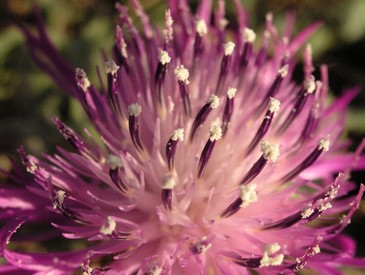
left=1, top=0, right=365, bottom=274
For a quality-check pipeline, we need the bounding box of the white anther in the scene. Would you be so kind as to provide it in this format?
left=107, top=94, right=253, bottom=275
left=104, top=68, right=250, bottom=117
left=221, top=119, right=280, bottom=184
left=267, top=243, right=281, bottom=254
left=163, top=9, right=174, bottom=42
left=313, top=245, right=320, bottom=254
left=318, top=138, right=330, bottom=152
left=162, top=173, right=177, bottom=189
left=171, top=128, right=184, bottom=141
left=53, top=190, right=66, bottom=209
left=107, top=154, right=123, bottom=170
left=174, top=65, right=190, bottom=84
left=159, top=50, right=171, bottom=65
left=227, top=87, right=237, bottom=99
left=318, top=202, right=332, bottom=212
left=100, top=216, right=116, bottom=235
left=278, top=64, right=289, bottom=78
left=260, top=243, right=284, bottom=267
left=128, top=103, right=142, bottom=117
left=239, top=183, right=258, bottom=208
left=208, top=95, right=220, bottom=109
left=147, top=264, right=163, bottom=275
left=75, top=68, right=91, bottom=91
left=260, top=140, right=280, bottom=163
left=224, top=41, right=235, bottom=56
left=209, top=124, right=222, bottom=141
left=219, top=18, right=228, bottom=30
left=104, top=60, right=120, bottom=75
left=268, top=97, right=281, bottom=113
left=301, top=204, right=314, bottom=218
left=243, top=28, right=256, bottom=43
left=304, top=75, right=316, bottom=94
left=196, top=19, right=208, bottom=37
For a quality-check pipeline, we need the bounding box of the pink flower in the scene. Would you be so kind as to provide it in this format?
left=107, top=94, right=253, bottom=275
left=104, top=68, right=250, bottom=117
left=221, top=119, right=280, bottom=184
left=1, top=1, right=365, bottom=274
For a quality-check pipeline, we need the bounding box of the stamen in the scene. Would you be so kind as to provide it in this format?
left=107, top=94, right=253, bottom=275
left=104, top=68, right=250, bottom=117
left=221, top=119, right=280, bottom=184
left=221, top=183, right=258, bottom=218
left=166, top=128, right=184, bottom=170
left=224, top=41, right=236, bottom=56
left=263, top=173, right=343, bottom=231
left=195, top=19, right=208, bottom=37
left=256, top=65, right=288, bottom=115
left=247, top=98, right=281, bottom=154
left=222, top=88, right=236, bottom=136
left=53, top=190, right=66, bottom=209
left=100, top=216, right=116, bottom=235
left=163, top=9, right=174, bottom=48
left=190, top=236, right=212, bottom=254
left=107, top=154, right=127, bottom=192
left=260, top=243, right=284, bottom=267
left=216, top=43, right=236, bottom=93
left=278, top=75, right=316, bottom=134
left=281, top=137, right=330, bottom=183
left=174, top=65, right=191, bottom=116
left=241, top=141, right=279, bottom=185
left=128, top=103, right=144, bottom=151
left=53, top=118, right=84, bottom=152
left=190, top=94, right=220, bottom=141
left=290, top=236, right=322, bottom=271
left=241, top=28, right=256, bottom=67
left=104, top=60, right=120, bottom=75
left=174, top=65, right=189, bottom=84
left=155, top=50, right=171, bottom=104
left=197, top=124, right=222, bottom=177
left=161, top=173, right=177, bottom=210
left=75, top=68, right=90, bottom=92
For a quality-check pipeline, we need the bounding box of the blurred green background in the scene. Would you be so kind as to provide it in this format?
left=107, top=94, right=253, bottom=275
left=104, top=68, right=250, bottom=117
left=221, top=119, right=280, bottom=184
left=0, top=0, right=365, bottom=272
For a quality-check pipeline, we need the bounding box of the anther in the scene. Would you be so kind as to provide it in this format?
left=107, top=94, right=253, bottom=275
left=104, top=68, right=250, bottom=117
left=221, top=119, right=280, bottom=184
left=216, top=42, right=236, bottom=93
left=190, top=94, right=220, bottom=141
left=75, top=68, right=90, bottom=92
left=166, top=128, right=184, bottom=170
left=241, top=28, right=256, bottom=67
left=197, top=123, right=222, bottom=178
left=155, top=50, right=171, bottom=104
left=222, top=88, right=236, bottom=136
left=100, top=216, right=116, bottom=235
left=246, top=98, right=280, bottom=154
left=278, top=75, right=316, bottom=134
left=281, top=137, right=329, bottom=183
left=161, top=173, right=177, bottom=210
left=241, top=140, right=279, bottom=185
left=163, top=9, right=174, bottom=48
left=174, top=65, right=191, bottom=116
left=128, top=103, right=144, bottom=152
left=107, top=154, right=127, bottom=192
left=256, top=65, right=288, bottom=115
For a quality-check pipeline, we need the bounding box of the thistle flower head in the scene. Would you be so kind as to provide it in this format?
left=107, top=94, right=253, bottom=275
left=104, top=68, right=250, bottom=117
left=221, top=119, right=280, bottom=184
left=1, top=1, right=365, bottom=274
